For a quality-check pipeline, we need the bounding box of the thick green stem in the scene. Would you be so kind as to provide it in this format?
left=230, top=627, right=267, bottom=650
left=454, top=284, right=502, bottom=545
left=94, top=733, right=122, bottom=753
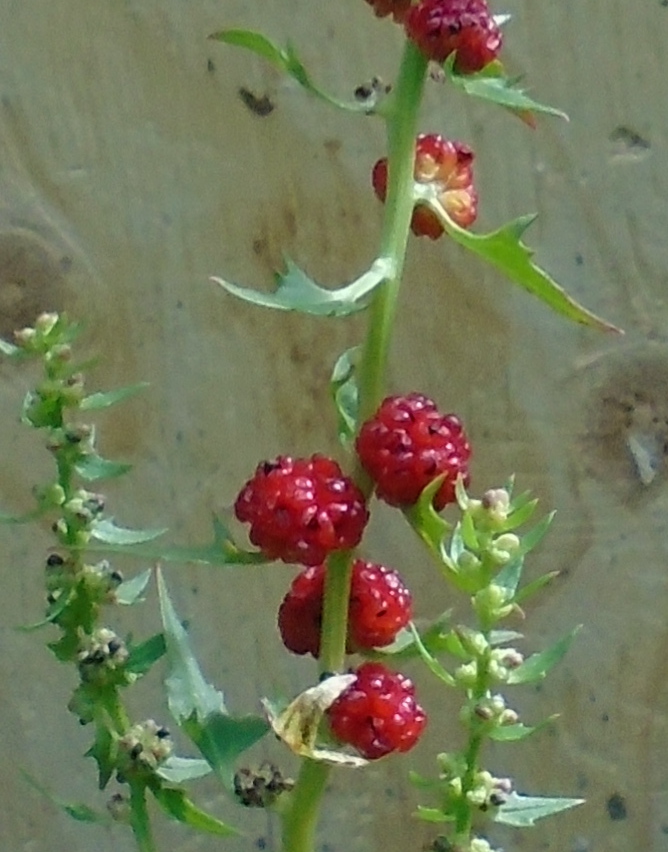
left=280, top=39, right=429, bottom=852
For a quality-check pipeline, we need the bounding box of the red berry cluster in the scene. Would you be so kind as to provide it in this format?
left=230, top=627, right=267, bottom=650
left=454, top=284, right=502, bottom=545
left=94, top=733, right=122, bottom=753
left=278, top=559, right=412, bottom=657
left=405, top=0, right=502, bottom=73
left=234, top=395, right=468, bottom=758
left=372, top=134, right=477, bottom=240
left=327, top=662, right=427, bottom=760
left=234, top=455, right=368, bottom=566
left=356, top=392, right=471, bottom=509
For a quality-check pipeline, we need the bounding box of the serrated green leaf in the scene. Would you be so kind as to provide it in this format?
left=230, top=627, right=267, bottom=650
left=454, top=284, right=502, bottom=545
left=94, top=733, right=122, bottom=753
left=80, top=382, right=149, bottom=411
left=209, top=29, right=370, bottom=113
left=83, top=514, right=268, bottom=566
left=85, top=724, right=116, bottom=789
left=157, top=569, right=226, bottom=720
left=410, top=623, right=456, bottom=687
left=489, top=715, right=558, bottom=742
left=22, top=771, right=110, bottom=824
left=91, top=519, right=166, bottom=546
left=114, top=568, right=153, bottom=605
left=153, top=786, right=238, bottom=836
left=212, top=256, right=392, bottom=317
left=330, top=347, right=359, bottom=446
left=75, top=453, right=132, bottom=481
left=425, top=204, right=621, bottom=333
left=494, top=791, right=584, bottom=827
left=444, top=55, right=568, bottom=124
left=125, top=633, right=166, bottom=675
left=156, top=756, right=212, bottom=783
left=182, top=713, right=269, bottom=792
left=507, top=626, right=581, bottom=685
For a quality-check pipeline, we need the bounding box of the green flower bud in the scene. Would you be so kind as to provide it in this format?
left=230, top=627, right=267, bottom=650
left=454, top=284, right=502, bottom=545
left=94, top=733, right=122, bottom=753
left=35, top=312, right=59, bottom=335
left=454, top=661, right=478, bottom=688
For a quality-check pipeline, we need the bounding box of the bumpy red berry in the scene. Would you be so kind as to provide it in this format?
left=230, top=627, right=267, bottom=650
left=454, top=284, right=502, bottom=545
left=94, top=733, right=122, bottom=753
left=372, top=134, right=477, bottom=240
left=356, top=393, right=470, bottom=510
left=234, top=455, right=369, bottom=566
left=278, top=560, right=412, bottom=656
left=364, top=0, right=412, bottom=23
left=327, top=662, right=427, bottom=759
left=405, top=0, right=502, bottom=73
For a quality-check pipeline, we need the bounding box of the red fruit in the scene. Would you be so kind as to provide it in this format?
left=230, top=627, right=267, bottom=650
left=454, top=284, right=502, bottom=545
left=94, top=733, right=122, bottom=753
left=405, top=0, right=502, bottom=73
left=371, top=134, right=477, bottom=240
left=327, top=662, right=427, bottom=759
left=364, top=0, right=412, bottom=23
left=278, top=560, right=412, bottom=656
left=355, top=393, right=471, bottom=510
left=234, top=455, right=369, bottom=566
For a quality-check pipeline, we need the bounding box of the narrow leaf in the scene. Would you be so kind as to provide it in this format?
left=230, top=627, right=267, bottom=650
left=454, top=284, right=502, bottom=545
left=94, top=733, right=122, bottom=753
left=330, top=347, right=359, bottom=447
left=125, top=633, right=167, bottom=675
left=90, top=519, right=166, bottom=546
left=152, top=787, right=238, bottom=836
left=489, top=715, right=558, bottom=742
left=508, top=626, right=581, bottom=684
left=156, top=756, right=212, bottom=783
left=209, top=29, right=370, bottom=113
left=157, top=569, right=226, bottom=720
left=494, top=791, right=585, bottom=827
left=415, top=806, right=453, bottom=823
left=22, top=772, right=110, bottom=824
left=410, top=623, right=456, bottom=687
left=428, top=204, right=621, bottom=333
left=75, top=453, right=132, bottom=481
left=0, top=337, right=21, bottom=356
left=212, top=256, right=393, bottom=317
left=80, top=383, right=149, bottom=411
left=16, top=593, right=72, bottom=631
left=513, top=571, right=559, bottom=606
left=494, top=555, right=525, bottom=596
left=115, top=568, right=152, bottom=604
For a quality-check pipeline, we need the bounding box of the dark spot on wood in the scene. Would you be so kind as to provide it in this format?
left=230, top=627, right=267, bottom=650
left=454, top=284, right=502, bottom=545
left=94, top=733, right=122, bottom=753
left=601, top=712, right=609, bottom=722
left=207, top=58, right=215, bottom=73
left=238, top=87, right=275, bottom=117
left=575, top=253, right=584, bottom=266
left=609, top=126, right=650, bottom=155
left=606, top=792, right=627, bottom=820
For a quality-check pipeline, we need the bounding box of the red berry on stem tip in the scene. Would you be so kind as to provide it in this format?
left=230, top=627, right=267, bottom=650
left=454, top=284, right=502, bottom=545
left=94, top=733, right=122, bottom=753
left=371, top=134, right=477, bottom=240
left=405, top=0, right=503, bottom=73
left=234, top=455, right=369, bottom=566
left=356, top=393, right=471, bottom=509
left=327, top=662, right=427, bottom=759
left=278, top=560, right=412, bottom=657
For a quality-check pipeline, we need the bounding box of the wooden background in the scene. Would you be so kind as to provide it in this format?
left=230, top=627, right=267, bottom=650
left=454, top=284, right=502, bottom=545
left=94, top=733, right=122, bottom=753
left=1, top=1, right=668, bottom=850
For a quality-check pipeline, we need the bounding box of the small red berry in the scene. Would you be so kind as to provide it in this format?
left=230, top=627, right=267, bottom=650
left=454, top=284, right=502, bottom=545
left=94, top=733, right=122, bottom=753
left=371, top=134, right=477, bottom=240
left=355, top=393, right=471, bottom=510
left=234, top=455, right=369, bottom=566
left=327, top=662, right=427, bottom=759
left=278, top=560, right=412, bottom=656
left=405, top=0, right=502, bottom=73
left=364, top=0, right=412, bottom=23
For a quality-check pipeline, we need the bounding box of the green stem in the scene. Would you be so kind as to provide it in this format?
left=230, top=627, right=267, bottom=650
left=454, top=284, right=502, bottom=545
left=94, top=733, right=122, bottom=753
left=280, top=39, right=429, bottom=852
left=129, top=782, right=157, bottom=852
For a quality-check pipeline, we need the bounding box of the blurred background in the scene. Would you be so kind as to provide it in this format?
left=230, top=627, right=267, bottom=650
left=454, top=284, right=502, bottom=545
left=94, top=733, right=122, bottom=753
left=1, top=1, right=667, bottom=850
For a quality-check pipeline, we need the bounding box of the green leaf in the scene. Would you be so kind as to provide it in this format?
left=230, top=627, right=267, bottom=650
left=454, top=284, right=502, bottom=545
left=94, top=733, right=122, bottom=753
left=21, top=390, right=62, bottom=428
left=373, top=611, right=452, bottom=662
left=0, top=337, right=21, bottom=356
left=494, top=555, right=525, bottom=597
left=513, top=570, right=559, bottom=606
left=75, top=453, right=132, bottom=481
left=156, top=756, right=212, bottom=783
left=84, top=514, right=268, bottom=566
left=489, top=629, right=524, bottom=646
left=444, top=55, right=568, bottom=124
left=157, top=570, right=269, bottom=787
left=125, top=633, right=166, bottom=675
left=22, top=772, right=110, bottom=824
left=507, top=626, right=581, bottom=684
left=157, top=569, right=226, bottom=720
left=426, top=205, right=621, bottom=333
left=16, top=593, right=72, bottom=631
left=114, top=568, right=153, bottom=605
left=489, top=715, right=558, bottom=742
left=415, top=806, right=453, bottom=823
left=409, top=623, right=456, bottom=687
left=516, top=512, right=555, bottom=554
left=501, top=498, right=539, bottom=532
left=182, top=713, right=270, bottom=792
left=212, top=256, right=393, bottom=317
left=404, top=476, right=453, bottom=564
left=0, top=505, right=48, bottom=525
left=85, top=724, right=117, bottom=789
left=494, top=791, right=584, bottom=827
left=91, top=519, right=166, bottom=546
left=209, top=29, right=370, bottom=113
left=330, top=347, right=359, bottom=447
left=152, top=786, right=238, bottom=836
left=80, top=382, right=149, bottom=411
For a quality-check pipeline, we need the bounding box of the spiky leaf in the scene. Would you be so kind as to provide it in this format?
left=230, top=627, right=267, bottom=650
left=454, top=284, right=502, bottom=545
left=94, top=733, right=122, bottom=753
left=152, top=787, right=237, bottom=836
left=80, top=383, right=149, bottom=411
left=507, top=626, right=581, bottom=685
left=494, top=791, right=585, bottom=827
